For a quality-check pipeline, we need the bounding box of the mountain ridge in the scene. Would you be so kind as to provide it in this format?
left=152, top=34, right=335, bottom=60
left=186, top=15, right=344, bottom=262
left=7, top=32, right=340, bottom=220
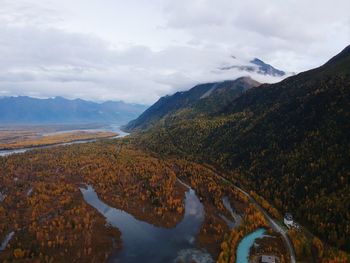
left=125, top=77, right=260, bottom=131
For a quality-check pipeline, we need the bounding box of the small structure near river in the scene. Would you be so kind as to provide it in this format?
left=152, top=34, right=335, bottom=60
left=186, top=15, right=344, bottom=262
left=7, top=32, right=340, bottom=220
left=261, top=255, right=276, bottom=263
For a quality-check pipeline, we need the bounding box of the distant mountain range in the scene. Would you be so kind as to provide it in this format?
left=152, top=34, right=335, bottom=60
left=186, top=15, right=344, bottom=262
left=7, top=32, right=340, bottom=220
left=0, top=96, right=148, bottom=124
left=129, top=45, right=350, bottom=251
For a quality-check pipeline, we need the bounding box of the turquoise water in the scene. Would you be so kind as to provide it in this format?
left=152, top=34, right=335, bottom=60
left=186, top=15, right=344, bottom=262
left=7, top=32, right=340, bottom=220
left=236, top=228, right=265, bottom=263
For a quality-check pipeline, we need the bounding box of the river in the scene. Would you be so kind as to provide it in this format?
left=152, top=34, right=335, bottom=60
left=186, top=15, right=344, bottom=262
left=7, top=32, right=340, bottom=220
left=80, top=184, right=214, bottom=263
left=236, top=228, right=266, bottom=263
left=0, top=124, right=129, bottom=157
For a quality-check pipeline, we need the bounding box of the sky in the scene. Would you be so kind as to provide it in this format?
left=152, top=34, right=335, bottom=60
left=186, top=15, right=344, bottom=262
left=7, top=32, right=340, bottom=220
left=0, top=0, right=349, bottom=104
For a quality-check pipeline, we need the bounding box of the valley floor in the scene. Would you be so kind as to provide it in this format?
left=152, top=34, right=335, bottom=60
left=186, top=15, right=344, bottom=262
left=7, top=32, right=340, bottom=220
left=0, top=137, right=348, bottom=262
left=0, top=124, right=117, bottom=150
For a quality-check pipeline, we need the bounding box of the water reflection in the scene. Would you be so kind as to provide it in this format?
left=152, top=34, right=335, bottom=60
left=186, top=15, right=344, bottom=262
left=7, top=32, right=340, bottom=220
left=221, top=196, right=242, bottom=229
left=80, top=185, right=214, bottom=263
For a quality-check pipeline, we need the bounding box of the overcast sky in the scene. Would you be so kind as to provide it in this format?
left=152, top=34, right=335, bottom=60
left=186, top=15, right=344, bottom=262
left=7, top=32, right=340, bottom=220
left=0, top=0, right=349, bottom=104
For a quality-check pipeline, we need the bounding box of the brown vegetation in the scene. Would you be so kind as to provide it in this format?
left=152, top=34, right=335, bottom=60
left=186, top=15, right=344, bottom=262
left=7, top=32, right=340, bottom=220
left=0, top=131, right=117, bottom=150
left=288, top=229, right=350, bottom=263
left=0, top=140, right=249, bottom=262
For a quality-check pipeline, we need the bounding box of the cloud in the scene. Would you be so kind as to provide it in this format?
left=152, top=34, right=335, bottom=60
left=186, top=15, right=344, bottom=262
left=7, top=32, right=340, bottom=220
left=162, top=0, right=350, bottom=70
left=0, top=0, right=349, bottom=104
left=0, top=0, right=63, bottom=27
left=0, top=22, right=285, bottom=104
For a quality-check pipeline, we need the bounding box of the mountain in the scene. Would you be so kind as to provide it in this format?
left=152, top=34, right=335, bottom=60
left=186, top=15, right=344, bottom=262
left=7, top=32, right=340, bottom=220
left=134, top=45, right=350, bottom=251
left=0, top=96, right=148, bottom=124
left=220, top=56, right=286, bottom=77
left=126, top=57, right=287, bottom=131
left=125, top=77, right=260, bottom=131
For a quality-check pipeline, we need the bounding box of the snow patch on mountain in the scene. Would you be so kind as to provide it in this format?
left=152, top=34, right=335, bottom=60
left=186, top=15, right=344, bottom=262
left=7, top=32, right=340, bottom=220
left=213, top=55, right=292, bottom=84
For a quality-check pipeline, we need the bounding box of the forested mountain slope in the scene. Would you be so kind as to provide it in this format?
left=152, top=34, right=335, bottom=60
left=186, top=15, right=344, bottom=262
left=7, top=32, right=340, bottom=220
left=135, top=45, right=350, bottom=251
left=125, top=77, right=260, bottom=131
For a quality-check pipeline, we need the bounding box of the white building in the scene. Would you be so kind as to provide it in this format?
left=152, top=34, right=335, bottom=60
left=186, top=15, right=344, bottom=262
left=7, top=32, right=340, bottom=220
left=284, top=213, right=294, bottom=228
left=261, top=255, right=276, bottom=263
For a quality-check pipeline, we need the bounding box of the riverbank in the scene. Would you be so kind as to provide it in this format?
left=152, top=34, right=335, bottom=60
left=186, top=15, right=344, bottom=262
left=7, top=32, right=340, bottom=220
left=0, top=131, right=117, bottom=150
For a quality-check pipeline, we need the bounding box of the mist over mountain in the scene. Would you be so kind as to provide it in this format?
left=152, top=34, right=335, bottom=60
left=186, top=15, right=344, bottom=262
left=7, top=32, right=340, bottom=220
left=126, top=56, right=287, bottom=131
left=220, top=56, right=287, bottom=77
left=0, top=96, right=148, bottom=124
